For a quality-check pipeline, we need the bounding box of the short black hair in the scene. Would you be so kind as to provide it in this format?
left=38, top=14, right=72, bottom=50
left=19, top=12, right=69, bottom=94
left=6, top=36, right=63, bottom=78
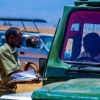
left=5, top=27, right=20, bottom=41
left=83, top=32, right=100, bottom=57
left=83, top=32, right=100, bottom=44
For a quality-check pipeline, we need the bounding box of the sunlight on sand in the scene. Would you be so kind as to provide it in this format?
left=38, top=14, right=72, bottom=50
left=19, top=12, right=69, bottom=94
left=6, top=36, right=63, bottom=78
left=16, top=82, right=43, bottom=93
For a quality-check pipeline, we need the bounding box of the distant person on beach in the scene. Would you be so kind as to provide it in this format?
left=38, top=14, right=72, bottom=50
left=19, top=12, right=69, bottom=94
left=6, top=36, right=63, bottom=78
left=0, top=27, right=23, bottom=95
left=77, top=32, right=100, bottom=62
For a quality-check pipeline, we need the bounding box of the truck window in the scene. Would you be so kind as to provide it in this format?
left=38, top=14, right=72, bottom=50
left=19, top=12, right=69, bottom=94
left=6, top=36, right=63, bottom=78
left=62, top=10, right=100, bottom=63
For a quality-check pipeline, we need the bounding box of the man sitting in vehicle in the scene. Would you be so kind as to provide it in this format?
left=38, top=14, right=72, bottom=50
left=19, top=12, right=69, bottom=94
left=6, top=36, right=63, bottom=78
left=77, top=32, right=100, bottom=62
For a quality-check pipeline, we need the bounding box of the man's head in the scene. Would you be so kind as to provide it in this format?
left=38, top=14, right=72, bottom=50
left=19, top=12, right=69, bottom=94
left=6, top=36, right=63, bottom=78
left=5, top=27, right=22, bottom=48
left=83, top=32, right=100, bottom=57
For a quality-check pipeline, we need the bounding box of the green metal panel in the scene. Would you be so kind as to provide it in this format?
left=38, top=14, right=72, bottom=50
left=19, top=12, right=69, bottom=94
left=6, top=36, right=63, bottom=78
left=75, top=0, right=100, bottom=6
left=32, top=78, right=100, bottom=100
left=45, top=6, right=73, bottom=78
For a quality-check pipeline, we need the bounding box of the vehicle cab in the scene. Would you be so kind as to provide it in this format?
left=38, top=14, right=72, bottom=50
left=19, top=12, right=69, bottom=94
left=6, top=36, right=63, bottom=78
left=32, top=0, right=100, bottom=99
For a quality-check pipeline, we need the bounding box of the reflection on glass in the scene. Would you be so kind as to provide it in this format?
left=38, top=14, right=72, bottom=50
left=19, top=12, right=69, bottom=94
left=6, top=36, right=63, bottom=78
left=40, top=36, right=53, bottom=50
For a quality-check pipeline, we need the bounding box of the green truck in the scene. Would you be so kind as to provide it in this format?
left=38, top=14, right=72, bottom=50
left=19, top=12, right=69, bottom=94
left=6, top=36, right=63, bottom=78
left=32, top=0, right=100, bottom=99
left=1, top=0, right=100, bottom=100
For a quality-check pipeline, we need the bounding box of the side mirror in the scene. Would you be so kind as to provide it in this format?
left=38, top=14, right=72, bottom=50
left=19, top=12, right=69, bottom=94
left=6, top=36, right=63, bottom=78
left=39, top=58, right=47, bottom=76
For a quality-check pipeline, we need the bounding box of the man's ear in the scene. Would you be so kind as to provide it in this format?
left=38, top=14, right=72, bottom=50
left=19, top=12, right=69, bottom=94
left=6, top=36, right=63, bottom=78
left=8, top=35, right=14, bottom=42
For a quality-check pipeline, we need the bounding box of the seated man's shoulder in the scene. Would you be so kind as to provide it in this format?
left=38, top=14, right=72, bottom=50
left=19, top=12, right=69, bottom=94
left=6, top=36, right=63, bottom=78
left=0, top=44, right=7, bottom=52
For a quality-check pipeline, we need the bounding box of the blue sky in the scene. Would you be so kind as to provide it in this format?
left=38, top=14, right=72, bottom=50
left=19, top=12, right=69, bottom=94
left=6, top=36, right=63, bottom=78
left=0, top=0, right=75, bottom=25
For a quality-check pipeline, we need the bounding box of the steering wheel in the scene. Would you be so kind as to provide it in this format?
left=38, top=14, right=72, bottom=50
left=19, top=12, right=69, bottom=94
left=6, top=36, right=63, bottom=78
left=76, top=57, right=98, bottom=62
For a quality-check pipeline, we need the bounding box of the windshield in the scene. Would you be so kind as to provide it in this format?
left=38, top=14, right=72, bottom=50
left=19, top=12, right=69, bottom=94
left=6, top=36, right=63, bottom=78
left=40, top=35, right=53, bottom=50
left=62, top=10, right=100, bottom=64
